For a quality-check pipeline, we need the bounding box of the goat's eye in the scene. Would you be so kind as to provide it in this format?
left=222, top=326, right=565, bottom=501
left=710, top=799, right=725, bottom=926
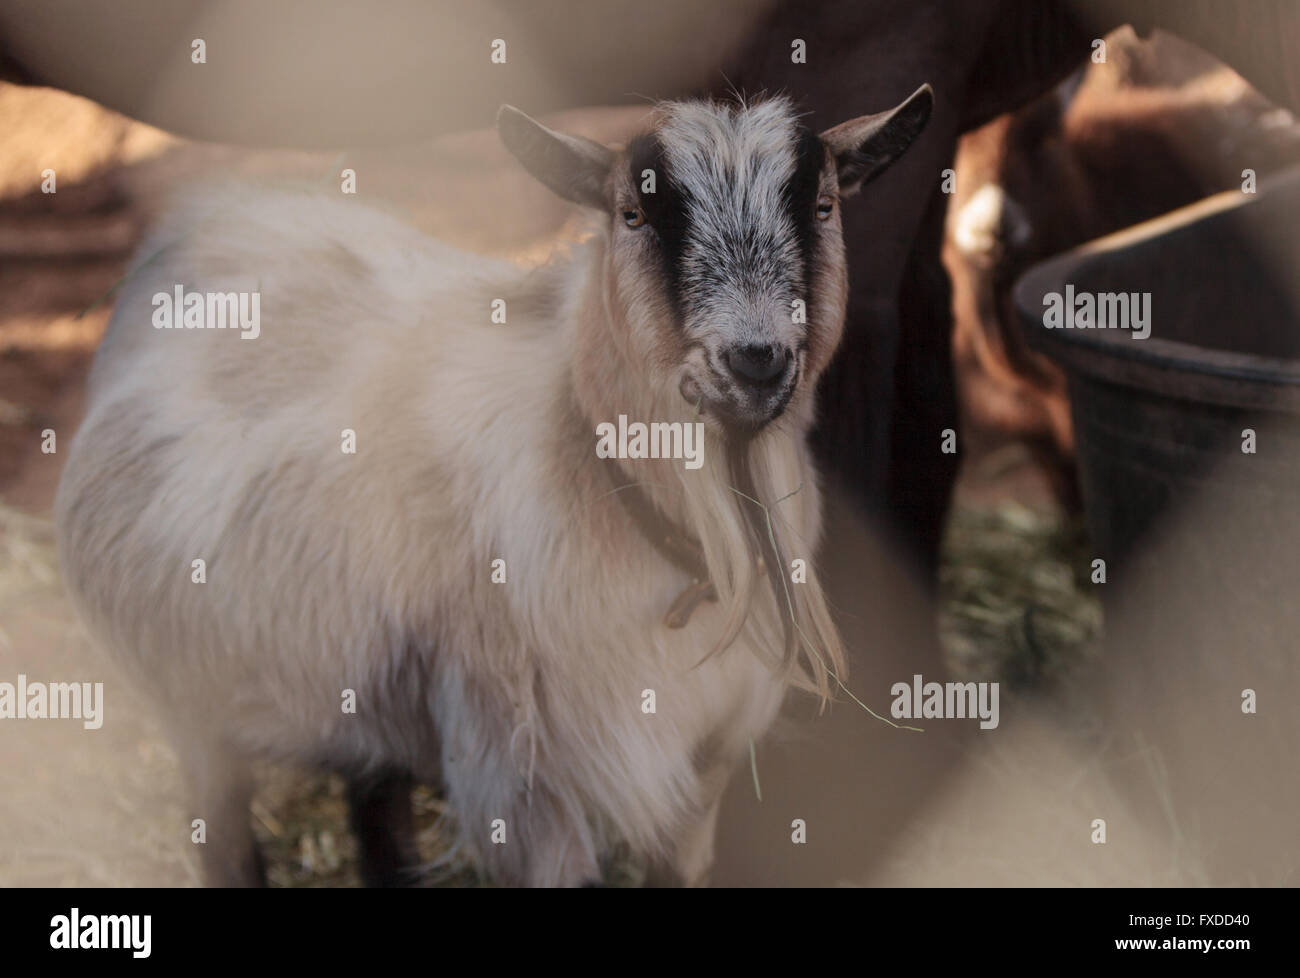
left=622, top=207, right=646, bottom=228
left=816, top=195, right=835, bottom=221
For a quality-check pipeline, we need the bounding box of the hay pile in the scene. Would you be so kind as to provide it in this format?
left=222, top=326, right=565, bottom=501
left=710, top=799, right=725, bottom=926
left=251, top=772, right=480, bottom=888
left=939, top=501, right=1103, bottom=686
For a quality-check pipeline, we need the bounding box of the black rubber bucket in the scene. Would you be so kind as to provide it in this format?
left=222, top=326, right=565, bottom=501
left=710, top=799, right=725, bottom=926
left=1015, top=168, right=1300, bottom=575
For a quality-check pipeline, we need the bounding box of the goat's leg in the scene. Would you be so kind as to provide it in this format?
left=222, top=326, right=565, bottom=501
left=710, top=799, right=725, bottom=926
left=452, top=774, right=600, bottom=887
left=485, top=797, right=602, bottom=887
left=347, top=770, right=421, bottom=887
left=439, top=676, right=602, bottom=886
left=178, top=739, right=266, bottom=887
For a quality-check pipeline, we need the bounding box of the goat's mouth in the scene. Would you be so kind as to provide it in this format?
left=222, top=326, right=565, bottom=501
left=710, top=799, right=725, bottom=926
left=679, top=358, right=799, bottom=436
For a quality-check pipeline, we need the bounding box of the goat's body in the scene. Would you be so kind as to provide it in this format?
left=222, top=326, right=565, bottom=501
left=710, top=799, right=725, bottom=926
left=57, top=188, right=804, bottom=885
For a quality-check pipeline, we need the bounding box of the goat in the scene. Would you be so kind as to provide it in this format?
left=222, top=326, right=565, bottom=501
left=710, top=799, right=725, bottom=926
left=54, top=87, right=933, bottom=887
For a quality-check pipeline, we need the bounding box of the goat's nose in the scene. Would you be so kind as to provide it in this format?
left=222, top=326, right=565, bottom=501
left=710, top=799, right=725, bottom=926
left=724, top=344, right=791, bottom=387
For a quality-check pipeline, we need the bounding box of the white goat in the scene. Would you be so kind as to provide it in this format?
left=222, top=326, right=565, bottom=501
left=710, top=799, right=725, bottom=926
left=55, top=87, right=933, bottom=886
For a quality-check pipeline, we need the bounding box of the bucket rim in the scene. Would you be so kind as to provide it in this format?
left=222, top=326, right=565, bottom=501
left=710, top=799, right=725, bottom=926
left=1014, top=165, right=1300, bottom=410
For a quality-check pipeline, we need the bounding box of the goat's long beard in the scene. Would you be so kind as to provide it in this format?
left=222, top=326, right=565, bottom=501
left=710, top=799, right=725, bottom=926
left=676, top=421, right=846, bottom=703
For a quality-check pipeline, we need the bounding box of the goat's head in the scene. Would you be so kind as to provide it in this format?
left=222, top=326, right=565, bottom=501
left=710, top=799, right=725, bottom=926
left=499, top=87, right=933, bottom=435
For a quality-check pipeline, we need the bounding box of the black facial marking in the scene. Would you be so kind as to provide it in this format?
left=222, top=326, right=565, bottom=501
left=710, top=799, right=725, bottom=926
left=627, top=108, right=824, bottom=330
left=782, top=126, right=825, bottom=302
left=628, top=133, right=690, bottom=315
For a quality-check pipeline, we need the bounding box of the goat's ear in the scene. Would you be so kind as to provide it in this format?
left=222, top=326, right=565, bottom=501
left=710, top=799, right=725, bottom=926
left=820, top=84, right=933, bottom=197
left=497, top=105, right=614, bottom=209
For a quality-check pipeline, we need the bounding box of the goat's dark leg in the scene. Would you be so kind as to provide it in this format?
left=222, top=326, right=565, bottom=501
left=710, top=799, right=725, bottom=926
left=347, top=770, right=421, bottom=887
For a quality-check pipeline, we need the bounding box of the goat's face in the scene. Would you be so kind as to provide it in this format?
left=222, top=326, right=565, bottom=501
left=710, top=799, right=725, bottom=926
left=499, top=88, right=933, bottom=434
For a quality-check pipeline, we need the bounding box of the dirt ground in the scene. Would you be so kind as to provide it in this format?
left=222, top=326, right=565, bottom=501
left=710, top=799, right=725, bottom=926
left=0, top=81, right=1099, bottom=887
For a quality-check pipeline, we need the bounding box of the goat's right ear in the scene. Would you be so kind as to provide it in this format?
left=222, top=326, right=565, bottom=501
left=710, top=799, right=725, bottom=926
left=497, top=105, right=614, bottom=209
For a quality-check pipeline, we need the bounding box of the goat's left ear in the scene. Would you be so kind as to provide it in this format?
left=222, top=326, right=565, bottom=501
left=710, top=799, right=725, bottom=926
left=497, top=105, right=614, bottom=209
left=820, top=84, right=934, bottom=197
